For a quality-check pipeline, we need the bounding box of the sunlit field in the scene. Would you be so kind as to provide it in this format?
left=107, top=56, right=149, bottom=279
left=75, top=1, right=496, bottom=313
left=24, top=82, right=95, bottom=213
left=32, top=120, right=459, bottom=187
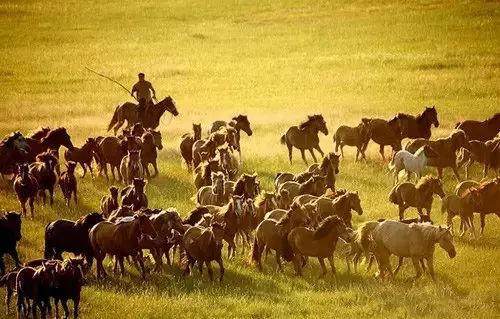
left=0, top=0, right=499, bottom=318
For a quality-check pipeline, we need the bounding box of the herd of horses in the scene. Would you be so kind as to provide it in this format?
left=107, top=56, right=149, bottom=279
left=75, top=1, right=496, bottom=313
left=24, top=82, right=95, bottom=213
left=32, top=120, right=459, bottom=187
left=0, top=99, right=499, bottom=318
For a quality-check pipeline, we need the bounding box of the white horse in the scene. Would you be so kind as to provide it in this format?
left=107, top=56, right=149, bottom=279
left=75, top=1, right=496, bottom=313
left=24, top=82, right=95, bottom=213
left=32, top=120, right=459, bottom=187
left=389, top=145, right=437, bottom=185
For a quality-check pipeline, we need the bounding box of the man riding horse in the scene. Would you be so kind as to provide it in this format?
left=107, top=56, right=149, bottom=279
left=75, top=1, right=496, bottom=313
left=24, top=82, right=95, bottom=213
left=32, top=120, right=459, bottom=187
left=131, top=73, right=156, bottom=123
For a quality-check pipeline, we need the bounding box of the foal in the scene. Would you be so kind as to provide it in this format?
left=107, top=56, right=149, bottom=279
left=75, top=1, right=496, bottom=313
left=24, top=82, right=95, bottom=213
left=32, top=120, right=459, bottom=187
left=389, top=145, right=438, bottom=185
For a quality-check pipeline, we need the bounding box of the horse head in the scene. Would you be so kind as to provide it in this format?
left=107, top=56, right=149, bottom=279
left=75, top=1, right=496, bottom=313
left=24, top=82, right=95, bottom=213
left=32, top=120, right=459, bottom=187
left=451, top=129, right=469, bottom=150
left=135, top=213, right=157, bottom=239
left=347, top=192, right=363, bottom=216
left=430, top=177, right=446, bottom=198
left=211, top=171, right=226, bottom=195
left=65, top=161, right=77, bottom=175
left=424, top=106, right=439, bottom=128
left=157, top=96, right=179, bottom=117
left=437, top=226, right=456, bottom=258
left=133, top=177, right=147, bottom=195
left=311, top=114, right=328, bottom=135
left=147, top=129, right=163, bottom=150
left=233, top=114, right=252, bottom=136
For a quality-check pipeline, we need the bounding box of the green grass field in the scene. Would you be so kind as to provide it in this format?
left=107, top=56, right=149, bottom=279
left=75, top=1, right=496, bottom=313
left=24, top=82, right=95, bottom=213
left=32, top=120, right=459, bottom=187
left=1, top=0, right=499, bottom=318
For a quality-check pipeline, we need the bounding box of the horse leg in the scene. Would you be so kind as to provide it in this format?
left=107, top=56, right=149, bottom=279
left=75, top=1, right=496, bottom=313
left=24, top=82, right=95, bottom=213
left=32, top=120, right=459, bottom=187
left=318, top=258, right=327, bottom=278
left=309, top=149, right=318, bottom=163
left=29, top=197, right=35, bottom=219
left=327, top=255, right=336, bottom=275
left=299, top=149, right=308, bottom=165
left=137, top=254, right=147, bottom=280
left=394, top=257, right=404, bottom=276
left=216, top=257, right=224, bottom=282
left=40, top=190, right=46, bottom=206
left=398, top=205, right=406, bottom=221
left=314, top=145, right=324, bottom=157
left=275, top=252, right=284, bottom=272
left=411, top=257, right=422, bottom=279
left=464, top=158, right=472, bottom=179
left=452, top=166, right=461, bottom=182
left=61, top=299, right=70, bottom=319
left=49, top=186, right=54, bottom=206
left=119, top=256, right=126, bottom=277
left=205, top=261, right=213, bottom=281
left=287, top=144, right=293, bottom=164
left=74, top=296, right=80, bottom=319
left=152, top=161, right=159, bottom=177
left=20, top=199, right=27, bottom=218
left=73, top=188, right=78, bottom=205
left=81, top=163, right=87, bottom=178
left=292, top=254, right=302, bottom=276
left=379, top=145, right=386, bottom=161
left=480, top=213, right=486, bottom=236
left=425, top=256, right=435, bottom=281
left=437, top=167, right=443, bottom=180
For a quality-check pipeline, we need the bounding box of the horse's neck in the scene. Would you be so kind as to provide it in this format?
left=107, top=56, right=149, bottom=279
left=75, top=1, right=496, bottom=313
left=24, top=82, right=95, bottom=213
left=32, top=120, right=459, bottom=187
left=416, top=185, right=433, bottom=202
left=332, top=196, right=349, bottom=213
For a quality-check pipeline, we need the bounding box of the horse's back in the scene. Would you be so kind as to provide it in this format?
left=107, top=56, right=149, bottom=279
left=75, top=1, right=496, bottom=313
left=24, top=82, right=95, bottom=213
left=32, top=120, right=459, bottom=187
left=373, top=220, right=413, bottom=257
left=455, top=180, right=480, bottom=196
left=264, top=209, right=287, bottom=221
left=255, top=219, right=281, bottom=250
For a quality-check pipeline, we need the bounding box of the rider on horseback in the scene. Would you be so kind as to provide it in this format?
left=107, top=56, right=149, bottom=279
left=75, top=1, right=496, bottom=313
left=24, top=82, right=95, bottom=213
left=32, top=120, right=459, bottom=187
left=131, top=73, right=156, bottom=122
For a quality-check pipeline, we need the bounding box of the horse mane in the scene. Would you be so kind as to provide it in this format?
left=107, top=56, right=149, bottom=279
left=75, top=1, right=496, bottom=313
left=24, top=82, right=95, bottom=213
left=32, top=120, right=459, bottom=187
left=298, top=115, right=318, bottom=129
left=0, top=131, right=22, bottom=147
left=28, top=127, right=51, bottom=140
left=415, top=175, right=437, bottom=190
left=41, top=127, right=67, bottom=142
left=411, top=223, right=442, bottom=244
left=313, top=216, right=340, bottom=240
left=396, top=113, right=415, bottom=121
left=35, top=151, right=58, bottom=164
left=184, top=207, right=209, bottom=225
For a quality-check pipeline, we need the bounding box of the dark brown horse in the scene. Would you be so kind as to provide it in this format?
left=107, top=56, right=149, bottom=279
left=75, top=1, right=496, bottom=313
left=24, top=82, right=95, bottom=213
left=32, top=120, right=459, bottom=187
left=0, top=132, right=30, bottom=176
left=361, top=117, right=402, bottom=161
left=89, top=213, right=158, bottom=279
left=281, top=114, right=328, bottom=165
left=141, top=131, right=161, bottom=177
left=59, top=161, right=78, bottom=206
left=26, top=127, right=74, bottom=162
left=97, top=136, right=125, bottom=181
left=100, top=186, right=119, bottom=217
left=334, top=122, right=370, bottom=160
left=394, top=106, right=439, bottom=139
left=121, top=178, right=148, bottom=210
left=28, top=127, right=51, bottom=140
left=209, top=115, right=253, bottom=160
left=13, top=164, right=38, bottom=218
left=180, top=123, right=202, bottom=170
left=455, top=113, right=500, bottom=142
left=29, top=151, right=57, bottom=206
left=108, top=96, right=179, bottom=134
left=233, top=173, right=260, bottom=199
left=64, top=137, right=100, bottom=178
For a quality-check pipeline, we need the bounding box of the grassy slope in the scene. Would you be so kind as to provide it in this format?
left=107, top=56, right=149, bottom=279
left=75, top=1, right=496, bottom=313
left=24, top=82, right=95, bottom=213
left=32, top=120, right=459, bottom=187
left=0, top=0, right=499, bottom=317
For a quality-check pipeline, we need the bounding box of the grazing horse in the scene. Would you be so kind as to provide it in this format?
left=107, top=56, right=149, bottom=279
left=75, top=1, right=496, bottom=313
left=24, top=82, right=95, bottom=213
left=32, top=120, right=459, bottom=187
left=108, top=96, right=179, bottom=134
left=455, top=113, right=500, bottom=142
left=89, top=213, right=158, bottom=279
left=315, top=191, right=363, bottom=227
left=405, top=129, right=469, bottom=181
left=209, top=114, right=253, bottom=160
left=64, top=137, right=100, bottom=178
left=29, top=152, right=57, bottom=206
left=100, top=186, right=119, bottom=217
left=389, top=145, right=438, bottom=185
left=251, top=203, right=311, bottom=271
left=180, top=123, right=202, bottom=170
left=288, top=216, right=354, bottom=277
left=361, top=117, right=402, bottom=161
left=13, top=164, right=38, bottom=218
left=59, top=161, right=78, bottom=206
left=334, top=122, right=370, bottom=160
left=0, top=132, right=30, bottom=177
left=120, top=150, right=143, bottom=185
left=121, top=178, right=148, bottom=210
left=394, top=106, right=439, bottom=139
left=366, top=220, right=456, bottom=280
left=281, top=114, right=328, bottom=165
left=26, top=127, right=74, bottom=162
left=196, top=172, right=226, bottom=206
left=0, top=212, right=22, bottom=276
left=44, top=212, right=104, bottom=265
left=180, top=223, right=225, bottom=282
left=389, top=176, right=445, bottom=220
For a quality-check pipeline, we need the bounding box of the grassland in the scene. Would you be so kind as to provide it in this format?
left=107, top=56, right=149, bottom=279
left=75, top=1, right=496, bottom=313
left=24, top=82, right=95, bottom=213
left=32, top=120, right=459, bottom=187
left=0, top=0, right=499, bottom=318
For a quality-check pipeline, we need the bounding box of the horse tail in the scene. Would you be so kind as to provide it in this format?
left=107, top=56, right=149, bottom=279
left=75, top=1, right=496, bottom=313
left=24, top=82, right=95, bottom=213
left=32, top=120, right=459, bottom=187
left=388, top=185, right=399, bottom=204
left=358, top=221, right=379, bottom=252
left=333, top=132, right=339, bottom=153
left=280, top=134, right=287, bottom=145
left=180, top=248, right=192, bottom=275
left=43, top=223, right=53, bottom=259
left=251, top=237, right=261, bottom=264
left=108, top=105, right=120, bottom=131
left=281, top=232, right=294, bottom=262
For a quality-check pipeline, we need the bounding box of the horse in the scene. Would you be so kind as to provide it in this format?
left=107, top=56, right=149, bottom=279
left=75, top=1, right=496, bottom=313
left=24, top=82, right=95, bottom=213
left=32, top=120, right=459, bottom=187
left=394, top=106, right=439, bottom=139
left=288, top=215, right=354, bottom=277
left=108, top=96, right=179, bottom=134
left=100, top=186, right=119, bottom=217
left=141, top=130, right=161, bottom=177
left=26, top=127, right=74, bottom=162
left=192, top=129, right=227, bottom=168
left=389, top=176, right=445, bottom=220
left=455, top=113, right=500, bottom=142
left=28, top=127, right=51, bottom=140
left=180, top=223, right=225, bottom=282
left=59, top=161, right=78, bottom=206
left=211, top=195, right=245, bottom=258
left=333, top=122, right=370, bottom=160
left=51, top=258, right=86, bottom=319
left=216, top=143, right=239, bottom=180
left=367, top=220, right=456, bottom=280
left=455, top=180, right=480, bottom=197
left=315, top=191, right=363, bottom=227
left=107, top=205, right=134, bottom=223
left=209, top=114, right=253, bottom=160
left=251, top=203, right=311, bottom=271
left=405, top=129, right=469, bottom=181
left=29, top=152, right=57, bottom=206
left=195, top=172, right=226, bottom=206
left=361, top=117, right=402, bottom=161
left=193, top=156, right=221, bottom=189
left=441, top=194, right=464, bottom=234
left=307, top=152, right=340, bottom=190
left=233, top=173, right=260, bottom=199
left=274, top=171, right=315, bottom=191
left=44, top=212, right=104, bottom=265
left=97, top=136, right=125, bottom=181
left=147, top=209, right=184, bottom=269
left=89, top=213, right=158, bottom=279
left=13, top=164, right=38, bottom=219
left=0, top=212, right=22, bottom=276
left=254, top=191, right=279, bottom=225
left=277, top=175, right=326, bottom=201
left=180, top=123, right=202, bottom=170
left=64, top=137, right=100, bottom=178
left=121, top=178, right=148, bottom=210
left=389, top=145, right=439, bottom=185
left=281, top=114, right=328, bottom=165
left=0, top=132, right=30, bottom=177
left=120, top=150, right=144, bottom=185
left=457, top=139, right=499, bottom=179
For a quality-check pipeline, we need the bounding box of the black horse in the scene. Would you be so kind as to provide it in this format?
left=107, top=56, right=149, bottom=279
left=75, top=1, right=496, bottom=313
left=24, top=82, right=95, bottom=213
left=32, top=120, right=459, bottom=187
left=44, top=212, right=104, bottom=265
left=0, top=212, right=22, bottom=276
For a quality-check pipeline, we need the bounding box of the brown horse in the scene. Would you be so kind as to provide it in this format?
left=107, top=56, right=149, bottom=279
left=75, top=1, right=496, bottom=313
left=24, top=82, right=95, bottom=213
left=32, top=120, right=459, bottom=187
left=274, top=171, right=315, bottom=191
left=288, top=215, right=354, bottom=277
left=455, top=113, right=500, bottom=142
left=334, top=122, right=370, bottom=160
left=121, top=178, right=148, bottom=210
left=180, top=123, right=202, bottom=170
left=13, top=164, right=38, bottom=218
left=195, top=172, right=226, bottom=206
left=209, top=115, right=253, bottom=160
left=405, top=129, right=469, bottom=180
left=98, top=136, right=125, bottom=181
left=281, top=114, right=328, bottom=165
left=59, top=161, right=78, bottom=206
left=120, top=150, right=143, bottom=185
left=315, top=191, right=363, bottom=227
left=233, top=173, right=260, bottom=199
left=217, top=143, right=239, bottom=180
left=457, top=139, right=500, bottom=179
left=389, top=176, right=445, bottom=220
left=108, top=96, right=179, bottom=134
left=180, top=223, right=225, bottom=282
left=26, top=127, right=74, bottom=162
left=254, top=192, right=279, bottom=225
left=251, top=203, right=311, bottom=271
left=307, top=152, right=340, bottom=190
left=191, top=129, right=228, bottom=168
left=361, top=117, right=402, bottom=161
left=29, top=152, right=57, bottom=206
left=100, top=186, right=119, bottom=217
left=89, top=213, right=157, bottom=279
left=211, top=195, right=245, bottom=258
left=193, top=156, right=221, bottom=189
left=64, top=138, right=100, bottom=178
left=28, top=127, right=51, bottom=140
left=141, top=131, right=161, bottom=177
left=394, top=106, right=439, bottom=139
left=278, top=175, right=326, bottom=201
